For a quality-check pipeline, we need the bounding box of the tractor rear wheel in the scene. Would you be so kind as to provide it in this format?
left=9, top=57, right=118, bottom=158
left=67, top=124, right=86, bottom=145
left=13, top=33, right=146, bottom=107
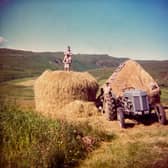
left=154, top=104, right=166, bottom=125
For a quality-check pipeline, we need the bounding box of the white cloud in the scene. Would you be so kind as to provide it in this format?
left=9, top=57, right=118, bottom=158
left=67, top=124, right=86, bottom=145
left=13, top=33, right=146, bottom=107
left=0, top=36, right=7, bottom=45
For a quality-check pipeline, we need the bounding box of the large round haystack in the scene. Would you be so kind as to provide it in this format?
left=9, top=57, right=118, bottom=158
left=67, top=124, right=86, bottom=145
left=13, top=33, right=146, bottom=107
left=34, top=70, right=98, bottom=117
left=106, top=60, right=158, bottom=97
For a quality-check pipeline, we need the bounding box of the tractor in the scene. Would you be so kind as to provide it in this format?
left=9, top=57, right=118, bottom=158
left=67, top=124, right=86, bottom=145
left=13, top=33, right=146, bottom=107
left=115, top=88, right=166, bottom=128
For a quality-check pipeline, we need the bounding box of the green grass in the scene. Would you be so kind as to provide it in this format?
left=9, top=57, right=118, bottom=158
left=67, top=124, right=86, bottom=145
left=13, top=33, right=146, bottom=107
left=5, top=77, right=36, bottom=84
left=80, top=131, right=168, bottom=168
left=84, top=142, right=162, bottom=168
left=97, top=143, right=153, bottom=168
left=0, top=102, right=114, bottom=168
left=0, top=83, right=34, bottom=100
left=161, top=87, right=168, bottom=104
left=89, top=68, right=115, bottom=85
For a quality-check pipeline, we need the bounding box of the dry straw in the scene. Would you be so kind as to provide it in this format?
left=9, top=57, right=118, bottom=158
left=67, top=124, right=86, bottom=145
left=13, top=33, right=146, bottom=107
left=59, top=100, right=99, bottom=120
left=107, top=59, right=157, bottom=97
left=34, top=70, right=99, bottom=118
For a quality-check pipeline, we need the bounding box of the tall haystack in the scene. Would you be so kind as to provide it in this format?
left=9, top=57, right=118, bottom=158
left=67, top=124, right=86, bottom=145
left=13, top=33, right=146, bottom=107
left=34, top=70, right=98, bottom=118
left=107, top=60, right=158, bottom=97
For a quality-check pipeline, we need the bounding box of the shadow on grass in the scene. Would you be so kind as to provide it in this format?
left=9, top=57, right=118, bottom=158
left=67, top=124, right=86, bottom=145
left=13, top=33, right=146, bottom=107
left=164, top=105, right=168, bottom=109
left=124, top=123, right=135, bottom=128
left=135, top=114, right=159, bottom=126
left=125, top=112, right=168, bottom=127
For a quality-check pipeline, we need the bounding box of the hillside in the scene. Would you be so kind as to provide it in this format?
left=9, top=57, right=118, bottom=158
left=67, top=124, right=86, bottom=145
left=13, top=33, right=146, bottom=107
left=0, top=48, right=168, bottom=86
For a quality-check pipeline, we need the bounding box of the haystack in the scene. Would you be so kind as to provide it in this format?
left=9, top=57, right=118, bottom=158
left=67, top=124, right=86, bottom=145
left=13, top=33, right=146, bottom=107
left=107, top=60, right=158, bottom=97
left=34, top=70, right=98, bottom=118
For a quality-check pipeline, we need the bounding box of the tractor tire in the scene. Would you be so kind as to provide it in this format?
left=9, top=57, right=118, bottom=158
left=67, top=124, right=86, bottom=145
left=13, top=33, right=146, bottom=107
left=154, top=104, right=166, bottom=125
left=103, top=98, right=117, bottom=121
left=117, top=107, right=125, bottom=128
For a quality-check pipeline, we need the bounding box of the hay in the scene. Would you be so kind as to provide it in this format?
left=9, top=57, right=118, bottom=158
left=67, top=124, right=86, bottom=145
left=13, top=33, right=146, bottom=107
left=34, top=70, right=98, bottom=118
left=57, top=100, right=99, bottom=120
left=107, top=60, right=158, bottom=97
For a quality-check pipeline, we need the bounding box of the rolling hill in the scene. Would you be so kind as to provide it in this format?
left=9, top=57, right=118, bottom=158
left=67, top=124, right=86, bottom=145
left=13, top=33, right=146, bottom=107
left=0, top=48, right=168, bottom=86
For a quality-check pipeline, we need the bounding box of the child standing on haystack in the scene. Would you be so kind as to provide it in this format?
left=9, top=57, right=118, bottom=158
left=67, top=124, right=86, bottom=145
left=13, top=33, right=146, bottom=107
left=63, top=46, right=72, bottom=71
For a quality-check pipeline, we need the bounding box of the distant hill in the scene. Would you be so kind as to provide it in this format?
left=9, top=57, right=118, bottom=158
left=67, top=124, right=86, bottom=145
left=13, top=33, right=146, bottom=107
left=0, top=48, right=167, bottom=86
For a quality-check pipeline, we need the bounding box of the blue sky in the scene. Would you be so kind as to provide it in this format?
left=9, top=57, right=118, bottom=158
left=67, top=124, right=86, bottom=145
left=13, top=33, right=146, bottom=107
left=0, top=0, right=168, bottom=60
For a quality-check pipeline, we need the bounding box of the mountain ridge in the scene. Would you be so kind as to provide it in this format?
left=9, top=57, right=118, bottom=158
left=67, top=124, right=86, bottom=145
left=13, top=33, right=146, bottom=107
left=0, top=48, right=168, bottom=86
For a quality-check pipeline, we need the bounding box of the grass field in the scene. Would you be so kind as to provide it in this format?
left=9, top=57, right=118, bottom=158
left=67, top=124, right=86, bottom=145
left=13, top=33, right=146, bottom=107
left=79, top=125, right=168, bottom=168
left=0, top=102, right=115, bottom=168
left=1, top=97, right=168, bottom=168
left=0, top=70, right=168, bottom=168
left=161, top=88, right=168, bottom=105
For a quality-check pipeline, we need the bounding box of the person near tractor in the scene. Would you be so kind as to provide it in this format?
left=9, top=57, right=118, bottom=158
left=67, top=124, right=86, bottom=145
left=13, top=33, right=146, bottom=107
left=96, top=88, right=104, bottom=112
left=104, top=81, right=111, bottom=95
left=103, top=82, right=116, bottom=120
left=63, top=46, right=72, bottom=71
left=149, top=81, right=161, bottom=105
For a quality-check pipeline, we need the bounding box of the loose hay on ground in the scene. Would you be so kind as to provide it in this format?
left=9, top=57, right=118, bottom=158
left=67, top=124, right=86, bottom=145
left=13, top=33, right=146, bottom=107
left=58, top=100, right=99, bottom=120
